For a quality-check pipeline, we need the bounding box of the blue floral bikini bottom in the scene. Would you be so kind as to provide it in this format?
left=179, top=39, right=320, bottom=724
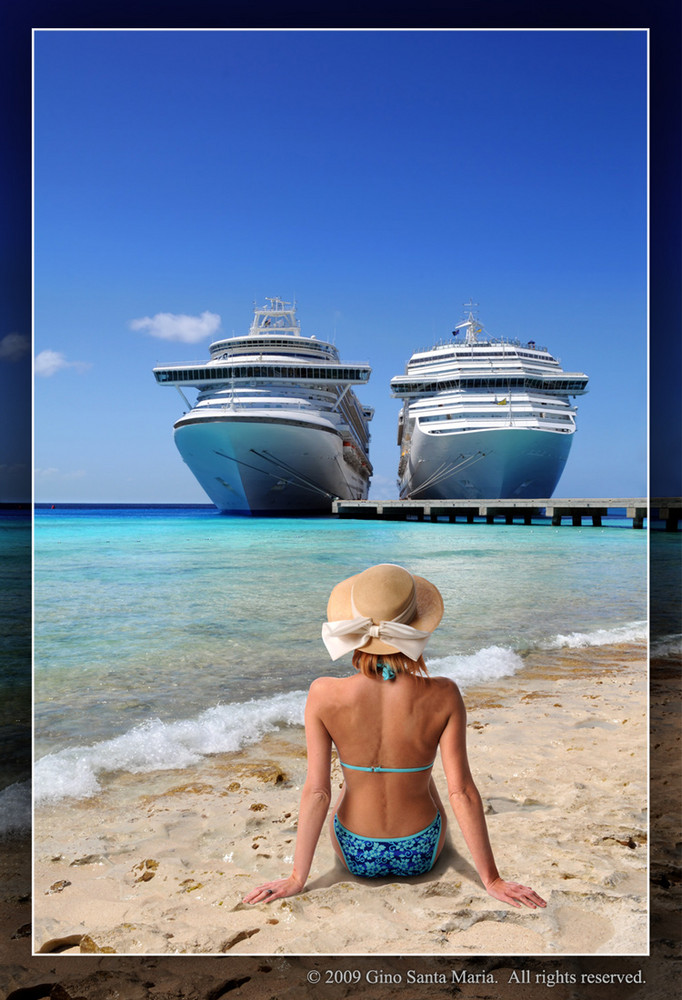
left=333, top=812, right=442, bottom=878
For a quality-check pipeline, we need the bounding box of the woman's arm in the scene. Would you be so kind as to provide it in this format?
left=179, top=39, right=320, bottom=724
left=243, top=679, right=333, bottom=904
left=439, top=681, right=546, bottom=910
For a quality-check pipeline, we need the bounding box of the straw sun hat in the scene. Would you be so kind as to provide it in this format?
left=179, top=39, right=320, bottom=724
left=321, top=563, right=444, bottom=661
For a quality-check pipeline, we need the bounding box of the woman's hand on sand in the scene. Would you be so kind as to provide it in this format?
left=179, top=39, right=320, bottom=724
left=485, top=877, right=547, bottom=909
left=243, top=875, right=304, bottom=905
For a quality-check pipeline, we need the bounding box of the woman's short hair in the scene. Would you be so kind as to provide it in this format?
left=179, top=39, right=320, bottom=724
left=351, top=649, right=429, bottom=679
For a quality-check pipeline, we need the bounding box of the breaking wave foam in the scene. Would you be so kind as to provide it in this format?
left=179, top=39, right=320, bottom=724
left=34, top=690, right=307, bottom=806
left=541, top=621, right=648, bottom=650
left=426, top=645, right=524, bottom=688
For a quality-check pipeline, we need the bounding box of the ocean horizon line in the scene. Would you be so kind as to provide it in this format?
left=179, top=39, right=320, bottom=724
left=5, top=501, right=218, bottom=511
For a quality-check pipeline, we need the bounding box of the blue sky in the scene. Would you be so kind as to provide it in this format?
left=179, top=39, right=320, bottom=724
left=29, top=28, right=648, bottom=504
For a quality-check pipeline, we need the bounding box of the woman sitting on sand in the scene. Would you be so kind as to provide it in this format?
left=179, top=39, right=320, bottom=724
left=244, top=563, right=546, bottom=910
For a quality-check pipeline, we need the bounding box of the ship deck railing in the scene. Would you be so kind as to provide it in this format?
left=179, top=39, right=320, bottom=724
left=331, top=498, right=682, bottom=530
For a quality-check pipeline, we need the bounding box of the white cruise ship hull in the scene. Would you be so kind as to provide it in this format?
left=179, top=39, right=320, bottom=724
left=174, top=412, right=370, bottom=515
left=400, top=425, right=573, bottom=500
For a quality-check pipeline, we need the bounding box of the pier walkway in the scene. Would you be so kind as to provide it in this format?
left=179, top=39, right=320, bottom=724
left=332, top=498, right=682, bottom=530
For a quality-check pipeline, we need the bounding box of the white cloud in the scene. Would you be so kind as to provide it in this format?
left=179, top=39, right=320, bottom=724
left=0, top=333, right=30, bottom=362
left=35, top=350, right=91, bottom=377
left=129, top=310, right=221, bottom=343
left=35, top=350, right=68, bottom=377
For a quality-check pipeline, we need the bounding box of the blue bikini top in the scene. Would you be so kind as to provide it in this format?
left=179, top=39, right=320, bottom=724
left=339, top=760, right=435, bottom=774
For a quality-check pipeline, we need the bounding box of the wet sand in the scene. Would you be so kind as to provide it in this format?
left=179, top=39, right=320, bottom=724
left=30, top=643, right=649, bottom=958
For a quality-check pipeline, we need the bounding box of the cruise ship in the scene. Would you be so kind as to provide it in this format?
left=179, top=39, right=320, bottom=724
left=153, top=298, right=374, bottom=514
left=391, top=305, right=589, bottom=500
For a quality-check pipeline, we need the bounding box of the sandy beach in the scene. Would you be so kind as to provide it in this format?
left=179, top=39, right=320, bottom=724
left=31, top=642, right=648, bottom=959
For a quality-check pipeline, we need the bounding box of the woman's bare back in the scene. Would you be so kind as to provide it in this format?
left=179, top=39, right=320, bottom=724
left=312, top=672, right=460, bottom=837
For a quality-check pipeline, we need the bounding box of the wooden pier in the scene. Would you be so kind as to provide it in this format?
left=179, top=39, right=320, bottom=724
left=332, top=498, right=682, bottom=530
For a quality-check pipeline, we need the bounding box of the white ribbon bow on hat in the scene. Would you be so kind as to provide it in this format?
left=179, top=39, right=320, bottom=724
left=321, top=616, right=432, bottom=661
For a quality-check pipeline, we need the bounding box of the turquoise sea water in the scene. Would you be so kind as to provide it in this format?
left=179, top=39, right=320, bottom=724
left=29, top=505, right=651, bottom=809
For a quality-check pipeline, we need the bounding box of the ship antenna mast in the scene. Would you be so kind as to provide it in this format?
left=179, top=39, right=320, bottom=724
left=453, top=300, right=480, bottom=345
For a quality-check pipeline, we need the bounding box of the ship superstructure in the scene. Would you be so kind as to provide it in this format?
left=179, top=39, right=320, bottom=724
left=391, top=305, right=589, bottom=500
left=154, top=298, right=373, bottom=514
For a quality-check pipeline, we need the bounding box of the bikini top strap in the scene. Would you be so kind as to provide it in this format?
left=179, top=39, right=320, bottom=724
left=339, top=760, right=435, bottom=774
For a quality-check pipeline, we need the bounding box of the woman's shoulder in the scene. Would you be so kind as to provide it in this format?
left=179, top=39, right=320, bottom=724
left=307, top=674, right=353, bottom=699
left=424, top=675, right=465, bottom=711
left=426, top=674, right=461, bottom=695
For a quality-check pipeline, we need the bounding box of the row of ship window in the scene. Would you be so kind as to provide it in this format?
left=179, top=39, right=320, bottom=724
left=415, top=349, right=552, bottom=362
left=419, top=411, right=573, bottom=423
left=156, top=365, right=370, bottom=383
left=393, top=376, right=585, bottom=394
left=216, top=345, right=337, bottom=361
left=426, top=425, right=574, bottom=434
